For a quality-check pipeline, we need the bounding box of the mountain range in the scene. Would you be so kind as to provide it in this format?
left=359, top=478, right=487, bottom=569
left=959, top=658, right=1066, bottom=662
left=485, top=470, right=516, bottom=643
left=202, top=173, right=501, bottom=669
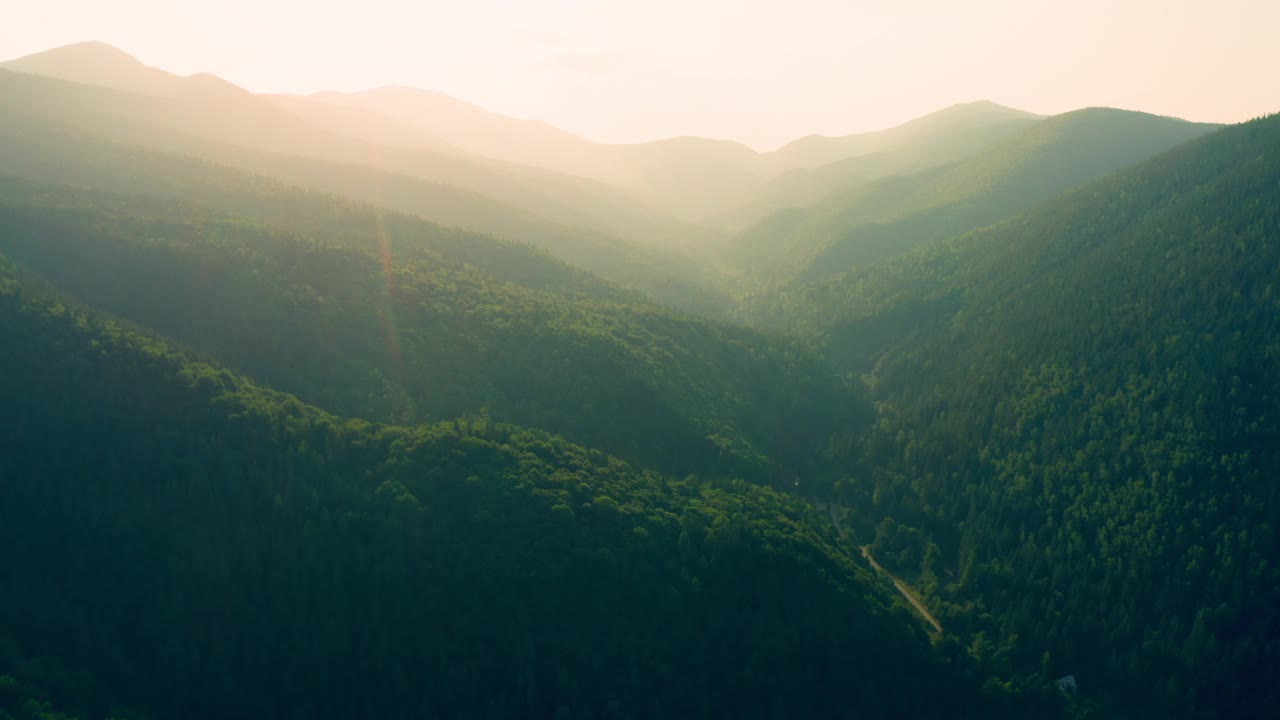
left=1, top=39, right=1276, bottom=720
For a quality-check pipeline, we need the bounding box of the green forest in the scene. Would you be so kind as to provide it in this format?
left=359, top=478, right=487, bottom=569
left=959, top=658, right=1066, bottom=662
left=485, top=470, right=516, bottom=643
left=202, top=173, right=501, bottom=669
left=1, top=36, right=1278, bottom=720
left=0, top=258, right=1051, bottom=719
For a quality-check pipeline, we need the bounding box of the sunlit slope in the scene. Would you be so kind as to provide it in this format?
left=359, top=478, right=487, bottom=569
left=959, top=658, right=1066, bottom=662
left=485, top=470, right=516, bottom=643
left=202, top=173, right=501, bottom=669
left=766, top=101, right=1041, bottom=173
left=719, top=101, right=1043, bottom=228
left=2, top=43, right=1052, bottom=235
left=309, top=87, right=771, bottom=222
left=0, top=179, right=864, bottom=486
left=303, top=92, right=1041, bottom=225
left=0, top=69, right=732, bottom=315
left=0, top=39, right=182, bottom=95
left=0, top=260, right=1049, bottom=719
left=0, top=43, right=700, bottom=246
left=732, top=108, right=1218, bottom=285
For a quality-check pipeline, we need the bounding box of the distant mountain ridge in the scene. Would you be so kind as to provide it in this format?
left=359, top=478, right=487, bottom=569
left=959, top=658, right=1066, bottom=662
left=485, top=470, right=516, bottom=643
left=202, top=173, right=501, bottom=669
left=765, top=100, right=1043, bottom=172
left=717, top=101, right=1044, bottom=227
left=729, top=106, right=1221, bottom=288
left=2, top=34, right=1274, bottom=720
left=1, top=39, right=197, bottom=96
left=2, top=42, right=1050, bottom=227
left=316, top=87, right=1045, bottom=222
left=0, top=42, right=706, bottom=246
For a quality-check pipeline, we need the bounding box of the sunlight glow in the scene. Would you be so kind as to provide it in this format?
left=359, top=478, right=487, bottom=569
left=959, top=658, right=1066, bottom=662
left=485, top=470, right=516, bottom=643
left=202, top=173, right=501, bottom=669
left=4, top=0, right=1277, bottom=149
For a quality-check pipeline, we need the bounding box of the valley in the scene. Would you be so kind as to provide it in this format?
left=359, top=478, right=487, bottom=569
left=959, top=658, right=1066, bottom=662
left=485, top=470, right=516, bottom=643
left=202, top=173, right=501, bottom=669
left=1, top=26, right=1277, bottom=720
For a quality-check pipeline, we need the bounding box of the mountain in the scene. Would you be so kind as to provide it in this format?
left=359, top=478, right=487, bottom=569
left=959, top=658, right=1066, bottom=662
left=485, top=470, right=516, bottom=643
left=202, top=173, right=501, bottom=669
left=730, top=108, right=1219, bottom=283
left=0, top=67, right=733, bottom=314
left=313, top=86, right=766, bottom=221
left=766, top=100, right=1042, bottom=173
left=322, top=90, right=1043, bottom=225
left=6, top=35, right=1275, bottom=720
left=712, top=101, right=1043, bottom=228
left=0, top=42, right=703, bottom=249
left=0, top=129, right=631, bottom=304
left=0, top=43, right=1050, bottom=233
left=0, top=39, right=182, bottom=95
left=793, top=113, right=1280, bottom=718
left=0, top=255, right=1054, bottom=719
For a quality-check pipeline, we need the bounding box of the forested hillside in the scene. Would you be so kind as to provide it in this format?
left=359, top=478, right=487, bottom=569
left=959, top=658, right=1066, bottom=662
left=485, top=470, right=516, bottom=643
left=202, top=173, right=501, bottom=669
left=812, top=113, right=1280, bottom=718
left=0, top=180, right=864, bottom=489
left=0, top=108, right=653, bottom=305
left=0, top=257, right=1054, bottom=719
left=2, top=30, right=1274, bottom=720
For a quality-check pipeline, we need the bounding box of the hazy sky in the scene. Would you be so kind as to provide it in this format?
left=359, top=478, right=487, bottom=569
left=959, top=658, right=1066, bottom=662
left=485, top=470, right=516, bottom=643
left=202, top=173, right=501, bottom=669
left=5, top=0, right=1278, bottom=150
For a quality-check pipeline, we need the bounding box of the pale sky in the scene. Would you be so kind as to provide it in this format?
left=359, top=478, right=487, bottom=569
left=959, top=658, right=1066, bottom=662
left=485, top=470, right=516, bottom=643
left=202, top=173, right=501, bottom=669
left=5, top=0, right=1278, bottom=150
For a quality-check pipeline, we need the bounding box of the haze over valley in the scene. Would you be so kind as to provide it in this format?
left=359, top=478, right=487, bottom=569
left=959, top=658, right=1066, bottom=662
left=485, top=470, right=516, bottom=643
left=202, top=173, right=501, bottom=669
left=2, top=4, right=1279, bottom=718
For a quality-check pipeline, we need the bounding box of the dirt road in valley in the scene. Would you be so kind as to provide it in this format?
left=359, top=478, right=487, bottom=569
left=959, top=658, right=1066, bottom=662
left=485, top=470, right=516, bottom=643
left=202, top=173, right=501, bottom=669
left=860, top=546, right=943, bottom=634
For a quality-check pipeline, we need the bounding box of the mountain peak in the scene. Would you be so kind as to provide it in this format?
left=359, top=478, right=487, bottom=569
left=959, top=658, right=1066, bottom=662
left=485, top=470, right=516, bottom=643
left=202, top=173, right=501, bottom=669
left=955, top=99, right=1012, bottom=110
left=1, top=40, right=176, bottom=96
left=917, top=99, right=1042, bottom=123
left=4, top=40, right=143, bottom=68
